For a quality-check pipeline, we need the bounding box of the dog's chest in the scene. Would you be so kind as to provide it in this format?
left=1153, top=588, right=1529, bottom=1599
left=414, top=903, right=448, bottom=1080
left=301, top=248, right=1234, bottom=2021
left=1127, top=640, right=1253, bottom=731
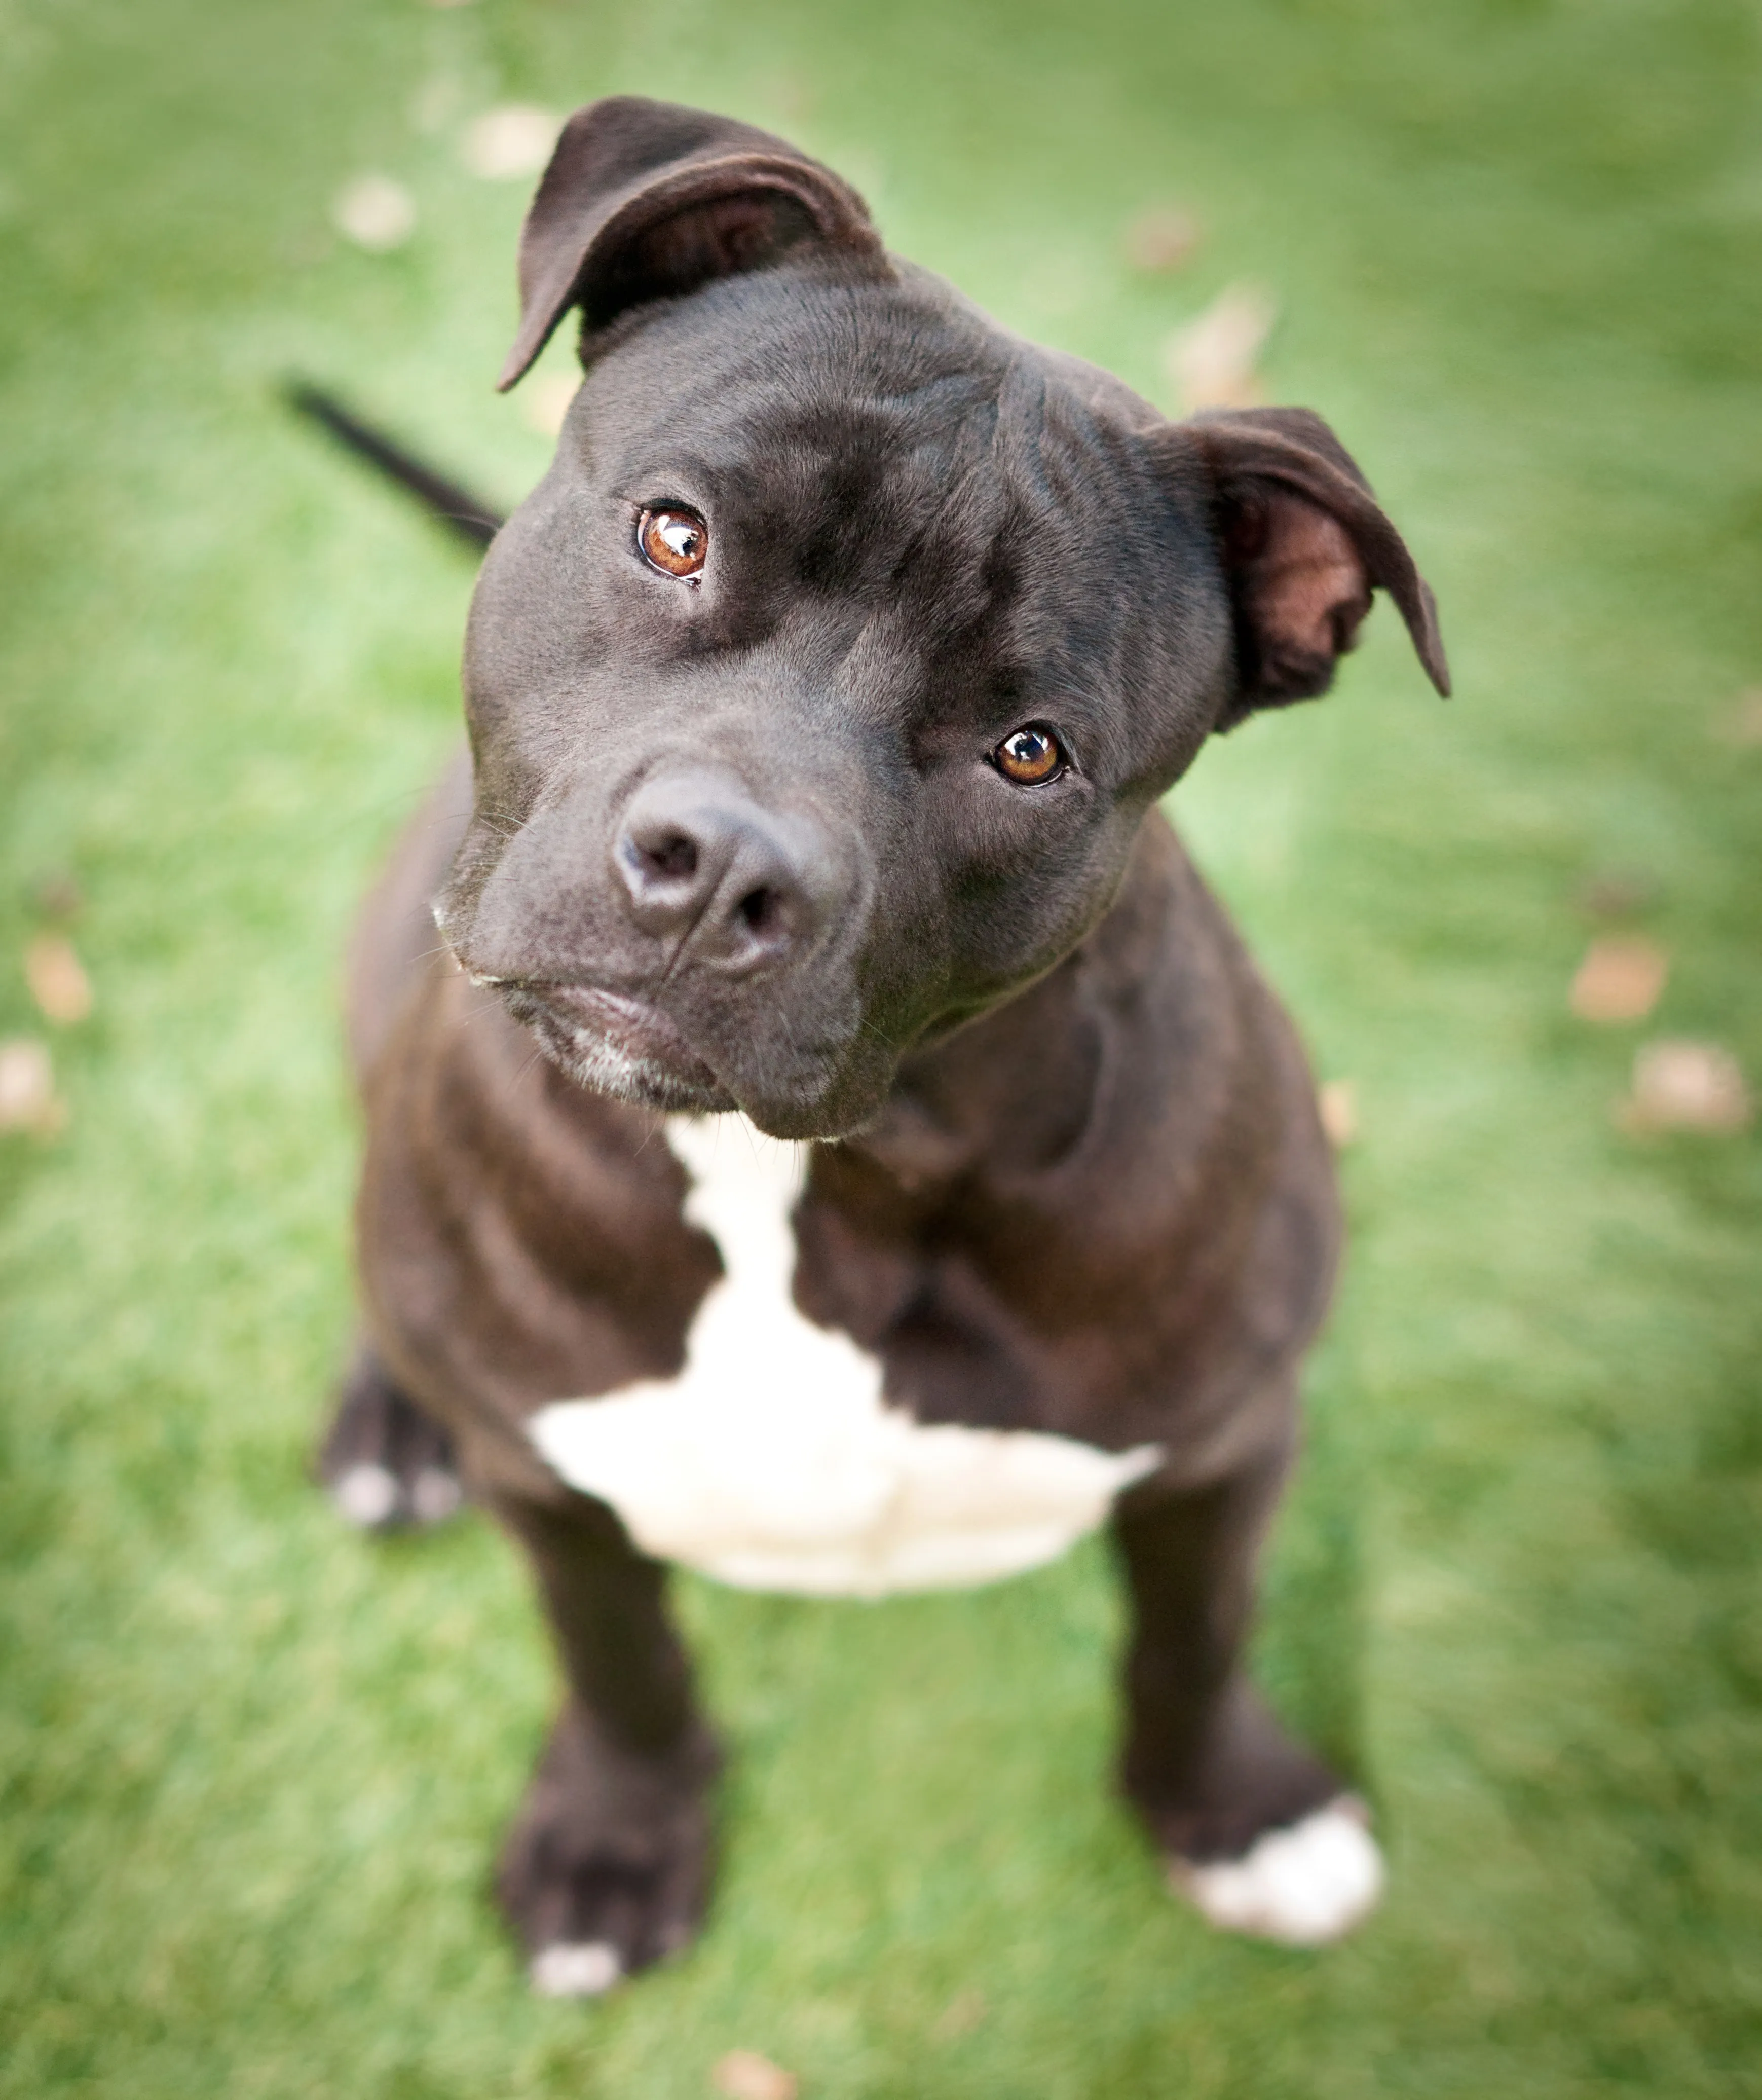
left=529, top=1116, right=1158, bottom=1597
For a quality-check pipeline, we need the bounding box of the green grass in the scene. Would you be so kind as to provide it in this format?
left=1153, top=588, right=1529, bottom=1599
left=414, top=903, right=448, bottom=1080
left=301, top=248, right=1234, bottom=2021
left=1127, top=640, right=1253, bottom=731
left=2, top=0, right=1759, bottom=2092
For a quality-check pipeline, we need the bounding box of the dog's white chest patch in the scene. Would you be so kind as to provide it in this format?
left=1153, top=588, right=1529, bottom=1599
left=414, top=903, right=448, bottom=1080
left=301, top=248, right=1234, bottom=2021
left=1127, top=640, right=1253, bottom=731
left=529, top=1116, right=1160, bottom=1597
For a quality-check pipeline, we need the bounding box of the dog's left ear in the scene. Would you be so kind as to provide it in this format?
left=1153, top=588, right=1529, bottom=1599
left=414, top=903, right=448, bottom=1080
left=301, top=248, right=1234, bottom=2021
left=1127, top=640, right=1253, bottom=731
left=1164, top=407, right=1450, bottom=729
left=497, top=96, right=885, bottom=390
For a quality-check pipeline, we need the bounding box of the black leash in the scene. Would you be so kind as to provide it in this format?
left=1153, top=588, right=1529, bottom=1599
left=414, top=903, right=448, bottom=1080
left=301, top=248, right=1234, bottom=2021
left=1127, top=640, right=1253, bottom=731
left=284, top=381, right=505, bottom=551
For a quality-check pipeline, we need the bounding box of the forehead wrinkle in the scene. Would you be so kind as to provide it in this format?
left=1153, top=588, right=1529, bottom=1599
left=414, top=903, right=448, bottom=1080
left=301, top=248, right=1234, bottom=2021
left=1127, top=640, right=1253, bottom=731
left=736, top=369, right=999, bottom=497
left=824, top=601, right=927, bottom=728
left=640, top=284, right=1064, bottom=568
left=601, top=288, right=997, bottom=497
left=895, top=372, right=1113, bottom=662
left=623, top=283, right=1127, bottom=707
left=670, top=278, right=1004, bottom=448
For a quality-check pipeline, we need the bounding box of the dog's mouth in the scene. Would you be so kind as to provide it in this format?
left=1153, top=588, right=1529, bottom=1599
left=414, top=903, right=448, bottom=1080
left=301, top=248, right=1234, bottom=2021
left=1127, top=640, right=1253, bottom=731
left=467, top=948, right=903, bottom=1139
left=501, top=982, right=738, bottom=1113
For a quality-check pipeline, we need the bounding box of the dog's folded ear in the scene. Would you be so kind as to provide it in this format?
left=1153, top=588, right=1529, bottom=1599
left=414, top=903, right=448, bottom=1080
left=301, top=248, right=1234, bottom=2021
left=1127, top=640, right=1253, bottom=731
left=497, top=96, right=886, bottom=391
left=1163, top=407, right=1449, bottom=729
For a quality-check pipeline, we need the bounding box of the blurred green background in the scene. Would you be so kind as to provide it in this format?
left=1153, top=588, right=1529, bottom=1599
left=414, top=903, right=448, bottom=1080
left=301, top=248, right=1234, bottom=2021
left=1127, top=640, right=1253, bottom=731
left=2, top=1, right=1760, bottom=2093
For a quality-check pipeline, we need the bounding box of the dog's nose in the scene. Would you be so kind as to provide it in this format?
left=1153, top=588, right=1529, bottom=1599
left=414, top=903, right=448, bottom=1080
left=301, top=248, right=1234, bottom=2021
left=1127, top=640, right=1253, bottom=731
left=613, top=771, right=836, bottom=972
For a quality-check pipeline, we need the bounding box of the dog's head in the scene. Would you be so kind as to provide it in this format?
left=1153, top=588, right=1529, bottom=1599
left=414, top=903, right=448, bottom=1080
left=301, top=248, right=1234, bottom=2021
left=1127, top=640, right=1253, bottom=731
left=438, top=97, right=1448, bottom=1139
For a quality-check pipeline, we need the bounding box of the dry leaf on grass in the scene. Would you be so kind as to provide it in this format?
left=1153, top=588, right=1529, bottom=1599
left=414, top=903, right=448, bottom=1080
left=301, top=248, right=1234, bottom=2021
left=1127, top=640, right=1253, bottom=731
left=462, top=105, right=560, bottom=181
left=711, top=2051, right=798, bottom=2100
left=932, top=1986, right=987, bottom=2039
left=1163, top=282, right=1275, bottom=412
left=1569, top=935, right=1667, bottom=1024
left=758, top=68, right=815, bottom=122
left=30, top=867, right=83, bottom=920
left=1711, top=687, right=1762, bottom=748
left=1318, top=1079, right=1358, bottom=1149
left=1023, top=253, right=1090, bottom=319
left=523, top=372, right=579, bottom=438
left=1618, top=1039, right=1751, bottom=1135
left=333, top=175, right=416, bottom=252
left=0, top=1038, right=65, bottom=1135
left=1124, top=205, right=1201, bottom=273
left=25, top=934, right=92, bottom=1025
left=1578, top=866, right=1659, bottom=920
left=410, top=73, right=464, bottom=136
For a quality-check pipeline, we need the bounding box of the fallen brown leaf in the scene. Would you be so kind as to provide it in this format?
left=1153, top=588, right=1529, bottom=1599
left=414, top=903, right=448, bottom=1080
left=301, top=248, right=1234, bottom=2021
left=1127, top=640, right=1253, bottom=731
left=1569, top=935, right=1667, bottom=1024
left=462, top=105, right=560, bottom=181
left=1124, top=205, right=1201, bottom=273
left=1619, top=1039, right=1751, bottom=1134
left=523, top=372, right=579, bottom=438
left=1711, top=687, right=1762, bottom=748
left=1577, top=865, right=1659, bottom=920
left=759, top=68, right=815, bottom=122
left=25, top=933, right=92, bottom=1025
left=0, top=1038, right=64, bottom=1135
left=1163, top=282, right=1275, bottom=412
left=409, top=72, right=464, bottom=136
left=1023, top=252, right=1090, bottom=319
left=711, top=2051, right=797, bottom=2100
left=1318, top=1079, right=1358, bottom=1149
left=932, top=1986, right=987, bottom=2039
left=30, top=867, right=83, bottom=920
left=333, top=175, right=416, bottom=252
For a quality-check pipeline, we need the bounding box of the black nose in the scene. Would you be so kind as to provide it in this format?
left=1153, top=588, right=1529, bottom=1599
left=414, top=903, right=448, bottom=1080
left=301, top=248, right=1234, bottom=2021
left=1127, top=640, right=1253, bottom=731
left=613, top=771, right=836, bottom=972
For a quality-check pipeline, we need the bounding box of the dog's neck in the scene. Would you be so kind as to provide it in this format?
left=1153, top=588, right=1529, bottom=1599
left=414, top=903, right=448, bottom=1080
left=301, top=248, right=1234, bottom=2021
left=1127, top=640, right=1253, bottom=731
left=852, top=955, right=1102, bottom=1188
left=841, top=808, right=1202, bottom=1195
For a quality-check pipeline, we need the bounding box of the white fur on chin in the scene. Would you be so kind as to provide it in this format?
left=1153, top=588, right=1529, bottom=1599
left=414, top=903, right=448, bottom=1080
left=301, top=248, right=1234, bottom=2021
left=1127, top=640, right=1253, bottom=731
left=530, top=1114, right=1161, bottom=1598
left=544, top=1025, right=697, bottom=1109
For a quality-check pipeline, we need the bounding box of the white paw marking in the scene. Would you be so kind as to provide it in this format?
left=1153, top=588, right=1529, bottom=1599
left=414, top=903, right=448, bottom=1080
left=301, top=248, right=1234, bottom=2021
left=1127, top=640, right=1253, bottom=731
left=1172, top=1798, right=1384, bottom=1946
left=530, top=1939, right=623, bottom=1997
left=410, top=1465, right=463, bottom=1523
left=530, top=1115, right=1160, bottom=1598
left=332, top=1462, right=399, bottom=1528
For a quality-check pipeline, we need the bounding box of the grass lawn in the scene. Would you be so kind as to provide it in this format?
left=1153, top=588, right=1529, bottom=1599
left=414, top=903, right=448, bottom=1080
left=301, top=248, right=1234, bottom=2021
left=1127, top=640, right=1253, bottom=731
left=2, top=1, right=1760, bottom=2092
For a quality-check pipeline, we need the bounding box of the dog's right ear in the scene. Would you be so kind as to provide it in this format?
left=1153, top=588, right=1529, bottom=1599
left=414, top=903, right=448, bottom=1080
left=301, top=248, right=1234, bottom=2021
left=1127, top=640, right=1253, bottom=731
left=497, top=96, right=885, bottom=390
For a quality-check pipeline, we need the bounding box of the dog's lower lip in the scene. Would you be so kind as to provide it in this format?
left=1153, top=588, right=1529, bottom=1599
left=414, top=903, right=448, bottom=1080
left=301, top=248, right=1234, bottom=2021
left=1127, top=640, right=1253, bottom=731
left=519, top=983, right=720, bottom=1086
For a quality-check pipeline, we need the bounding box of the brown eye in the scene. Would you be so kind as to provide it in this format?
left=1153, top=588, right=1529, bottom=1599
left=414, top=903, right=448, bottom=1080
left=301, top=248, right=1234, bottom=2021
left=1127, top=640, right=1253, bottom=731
left=993, top=723, right=1066, bottom=785
left=638, top=505, right=708, bottom=579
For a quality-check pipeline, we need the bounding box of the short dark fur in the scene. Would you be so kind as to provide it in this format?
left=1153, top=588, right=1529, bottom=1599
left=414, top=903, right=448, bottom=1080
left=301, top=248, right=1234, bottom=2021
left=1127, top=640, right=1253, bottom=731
left=323, top=97, right=1447, bottom=1975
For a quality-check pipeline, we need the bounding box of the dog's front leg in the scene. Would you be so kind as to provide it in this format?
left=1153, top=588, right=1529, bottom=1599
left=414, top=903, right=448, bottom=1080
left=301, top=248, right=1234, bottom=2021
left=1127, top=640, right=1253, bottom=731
left=488, top=1486, right=720, bottom=1996
left=1112, top=1435, right=1383, bottom=1945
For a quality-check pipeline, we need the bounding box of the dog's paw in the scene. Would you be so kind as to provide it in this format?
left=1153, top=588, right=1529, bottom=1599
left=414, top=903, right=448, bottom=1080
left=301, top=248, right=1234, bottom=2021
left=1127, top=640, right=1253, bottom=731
left=1168, top=1796, right=1383, bottom=1946
left=499, top=1705, right=718, bottom=1993
left=316, top=1343, right=464, bottom=1532
left=529, top=1939, right=625, bottom=1998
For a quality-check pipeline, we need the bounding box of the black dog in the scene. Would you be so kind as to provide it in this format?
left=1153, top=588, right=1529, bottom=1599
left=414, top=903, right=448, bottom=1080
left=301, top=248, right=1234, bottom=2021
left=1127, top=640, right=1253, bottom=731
left=318, top=96, right=1447, bottom=1993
